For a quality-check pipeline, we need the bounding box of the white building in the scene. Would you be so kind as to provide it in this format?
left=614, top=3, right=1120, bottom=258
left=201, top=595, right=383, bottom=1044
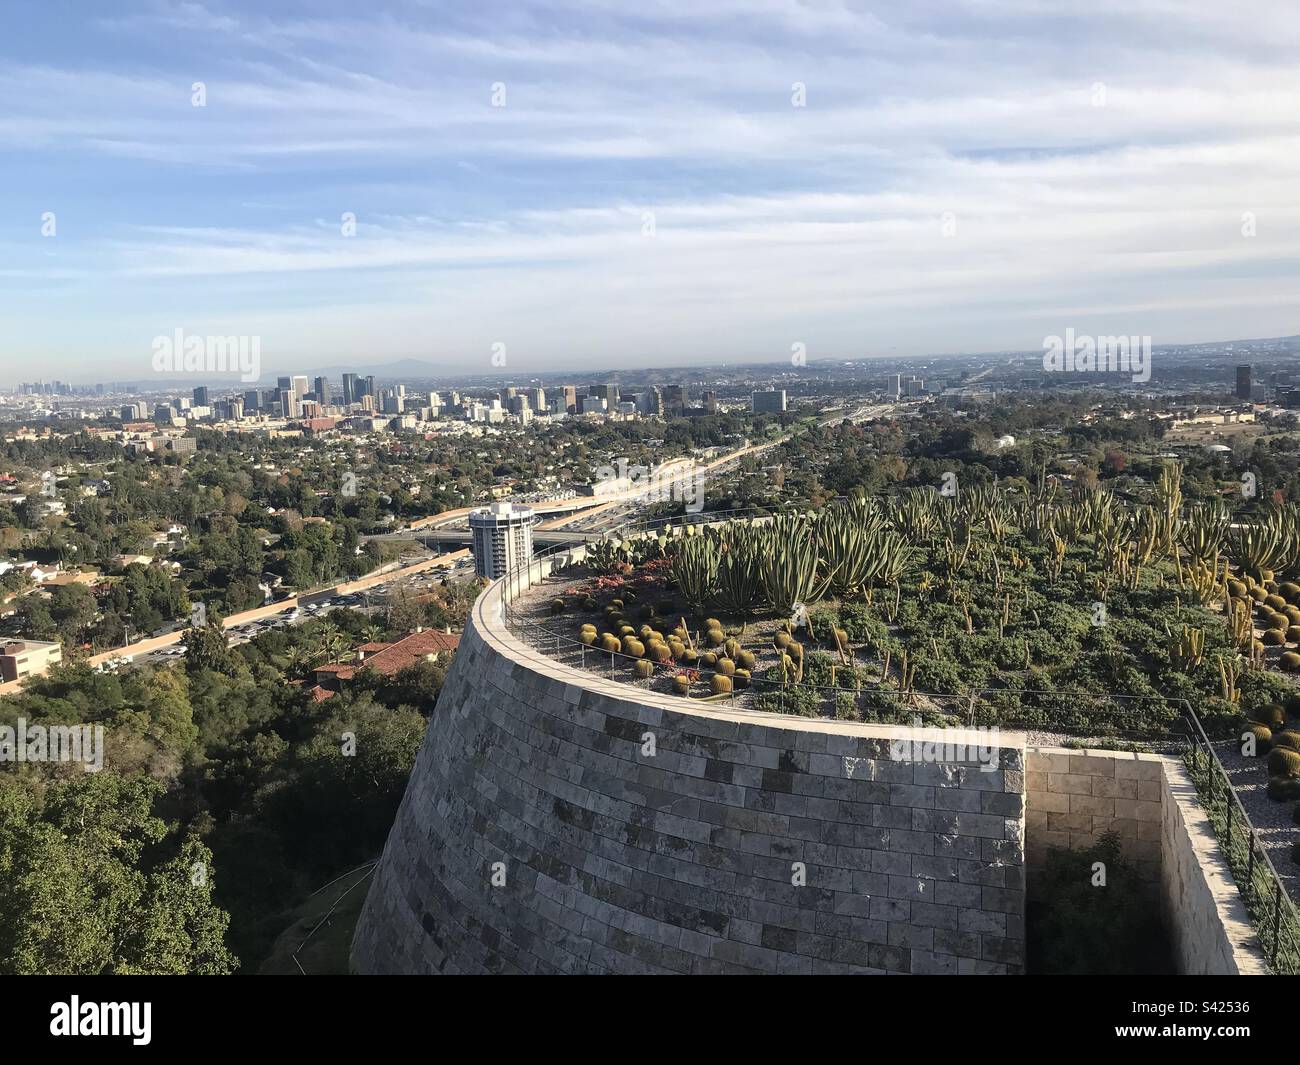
left=469, top=502, right=536, bottom=580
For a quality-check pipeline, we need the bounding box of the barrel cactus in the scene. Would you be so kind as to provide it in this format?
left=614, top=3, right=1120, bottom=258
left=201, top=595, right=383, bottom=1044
left=716, top=657, right=736, bottom=676
left=550, top=598, right=567, bottom=615
left=1283, top=581, right=1300, bottom=603
left=672, top=673, right=690, bottom=695
left=582, top=596, right=598, bottom=610
left=1253, top=703, right=1288, bottom=729
left=724, top=637, right=741, bottom=661
left=1268, top=774, right=1300, bottom=800
left=633, top=659, right=654, bottom=679
left=1283, top=652, right=1300, bottom=673
left=774, top=631, right=793, bottom=650
left=621, top=636, right=645, bottom=657
left=1268, top=746, right=1300, bottom=777
left=1273, top=730, right=1300, bottom=752
left=579, top=630, right=597, bottom=646
left=1267, top=593, right=1288, bottom=611
left=701, top=651, right=718, bottom=667
left=734, top=668, right=750, bottom=689
left=710, top=674, right=733, bottom=695
left=601, top=634, right=621, bottom=653
left=736, top=649, right=757, bottom=671
left=1263, top=628, right=1287, bottom=646
left=1246, top=722, right=1273, bottom=753
left=706, top=628, right=726, bottom=647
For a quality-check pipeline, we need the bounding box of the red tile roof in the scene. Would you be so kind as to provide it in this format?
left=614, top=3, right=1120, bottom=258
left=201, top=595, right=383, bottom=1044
left=361, top=630, right=459, bottom=676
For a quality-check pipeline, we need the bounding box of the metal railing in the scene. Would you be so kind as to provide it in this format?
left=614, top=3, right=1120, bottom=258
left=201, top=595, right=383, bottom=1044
left=1181, top=711, right=1300, bottom=974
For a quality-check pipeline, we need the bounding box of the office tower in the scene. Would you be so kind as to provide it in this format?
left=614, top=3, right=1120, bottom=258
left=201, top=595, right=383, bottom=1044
left=243, top=389, right=261, bottom=413
left=638, top=388, right=664, bottom=416
left=663, top=384, right=685, bottom=413
left=291, top=375, right=309, bottom=399
left=469, top=503, right=535, bottom=580
left=192, top=386, right=210, bottom=407
left=579, top=394, right=608, bottom=414
left=752, top=389, right=787, bottom=413
left=342, top=373, right=359, bottom=406
left=701, top=390, right=717, bottom=413
left=887, top=373, right=902, bottom=400
left=229, top=397, right=244, bottom=421
left=596, top=382, right=619, bottom=408
left=279, top=388, right=300, bottom=419
left=1236, top=365, right=1252, bottom=400
left=365, top=375, right=376, bottom=400
left=562, top=385, right=578, bottom=414
left=277, top=376, right=293, bottom=392
left=314, top=376, right=330, bottom=405
left=528, top=387, right=545, bottom=411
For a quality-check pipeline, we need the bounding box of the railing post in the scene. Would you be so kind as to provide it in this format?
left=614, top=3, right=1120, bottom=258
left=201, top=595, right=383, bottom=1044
left=1245, top=836, right=1255, bottom=905
left=1273, top=881, right=1283, bottom=966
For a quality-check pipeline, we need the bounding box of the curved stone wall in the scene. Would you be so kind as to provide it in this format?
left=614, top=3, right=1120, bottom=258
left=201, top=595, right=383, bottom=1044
left=350, top=578, right=1028, bottom=974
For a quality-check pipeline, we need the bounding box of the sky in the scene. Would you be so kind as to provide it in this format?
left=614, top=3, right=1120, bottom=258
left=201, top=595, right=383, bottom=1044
left=3, top=0, right=1300, bottom=384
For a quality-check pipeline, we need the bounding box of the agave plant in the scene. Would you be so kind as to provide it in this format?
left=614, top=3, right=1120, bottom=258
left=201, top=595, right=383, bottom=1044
left=759, top=513, right=834, bottom=616
left=713, top=522, right=764, bottom=616
left=669, top=534, right=718, bottom=611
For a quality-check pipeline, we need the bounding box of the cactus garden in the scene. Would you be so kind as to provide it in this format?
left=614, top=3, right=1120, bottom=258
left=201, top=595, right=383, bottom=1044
left=519, top=465, right=1300, bottom=745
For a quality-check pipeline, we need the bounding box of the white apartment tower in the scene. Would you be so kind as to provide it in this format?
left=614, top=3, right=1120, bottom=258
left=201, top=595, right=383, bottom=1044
left=469, top=502, right=536, bottom=580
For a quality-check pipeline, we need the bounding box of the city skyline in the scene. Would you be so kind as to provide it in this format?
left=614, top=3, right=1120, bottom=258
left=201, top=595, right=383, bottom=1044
left=4, top=0, right=1300, bottom=380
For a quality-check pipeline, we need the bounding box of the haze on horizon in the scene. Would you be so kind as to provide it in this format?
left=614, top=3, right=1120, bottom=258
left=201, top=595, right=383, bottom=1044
left=3, top=0, right=1299, bottom=383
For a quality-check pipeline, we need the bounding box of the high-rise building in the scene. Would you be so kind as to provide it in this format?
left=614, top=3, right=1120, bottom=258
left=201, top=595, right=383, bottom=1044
left=663, top=384, right=686, bottom=413
left=291, top=375, right=310, bottom=400
left=562, top=385, right=578, bottom=414
left=279, top=388, right=300, bottom=419
left=342, top=373, right=359, bottom=406
left=243, top=389, right=261, bottom=413
left=365, top=376, right=376, bottom=400
left=469, top=502, right=536, bottom=580
left=314, top=376, right=331, bottom=405
left=701, top=390, right=717, bottom=413
left=752, top=389, right=787, bottom=413
left=192, top=386, right=210, bottom=407
left=1236, top=365, right=1253, bottom=400
left=886, top=373, right=902, bottom=400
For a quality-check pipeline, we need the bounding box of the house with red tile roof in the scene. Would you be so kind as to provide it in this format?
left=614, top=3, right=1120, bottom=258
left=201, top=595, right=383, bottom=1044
left=312, top=628, right=460, bottom=693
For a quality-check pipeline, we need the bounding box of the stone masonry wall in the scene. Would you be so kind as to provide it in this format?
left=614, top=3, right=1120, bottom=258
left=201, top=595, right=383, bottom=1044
left=350, top=582, right=1028, bottom=975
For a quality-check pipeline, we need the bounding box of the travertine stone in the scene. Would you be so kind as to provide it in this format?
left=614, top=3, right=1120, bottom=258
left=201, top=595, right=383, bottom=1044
left=350, top=572, right=1027, bottom=975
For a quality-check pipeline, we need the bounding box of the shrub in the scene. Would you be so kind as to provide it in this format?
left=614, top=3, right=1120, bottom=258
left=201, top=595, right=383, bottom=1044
left=710, top=674, right=733, bottom=695
left=1267, top=747, right=1300, bottom=777
left=837, top=602, right=888, bottom=645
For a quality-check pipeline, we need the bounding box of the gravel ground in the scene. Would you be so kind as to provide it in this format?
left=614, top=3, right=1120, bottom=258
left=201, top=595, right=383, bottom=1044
left=1213, top=736, right=1300, bottom=904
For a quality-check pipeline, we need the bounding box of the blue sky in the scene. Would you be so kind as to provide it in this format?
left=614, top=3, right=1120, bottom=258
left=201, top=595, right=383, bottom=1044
left=3, top=0, right=1300, bottom=384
